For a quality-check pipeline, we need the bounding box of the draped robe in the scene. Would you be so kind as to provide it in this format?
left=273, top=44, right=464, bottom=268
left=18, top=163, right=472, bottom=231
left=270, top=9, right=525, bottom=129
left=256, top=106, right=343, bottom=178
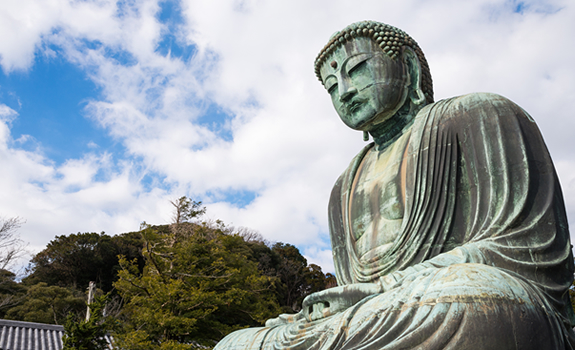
left=214, top=93, right=575, bottom=349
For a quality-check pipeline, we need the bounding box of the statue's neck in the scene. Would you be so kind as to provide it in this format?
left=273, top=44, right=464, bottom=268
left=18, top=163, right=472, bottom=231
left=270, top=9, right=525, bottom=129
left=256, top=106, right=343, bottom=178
left=369, top=100, right=423, bottom=151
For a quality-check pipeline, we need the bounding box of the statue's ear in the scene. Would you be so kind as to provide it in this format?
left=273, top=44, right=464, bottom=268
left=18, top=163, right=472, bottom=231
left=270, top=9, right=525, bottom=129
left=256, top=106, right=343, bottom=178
left=402, top=47, right=426, bottom=106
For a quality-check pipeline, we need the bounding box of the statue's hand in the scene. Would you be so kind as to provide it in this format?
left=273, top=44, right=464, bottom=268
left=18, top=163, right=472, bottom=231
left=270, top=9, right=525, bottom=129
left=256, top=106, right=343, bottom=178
left=302, top=283, right=382, bottom=322
left=265, top=311, right=305, bottom=327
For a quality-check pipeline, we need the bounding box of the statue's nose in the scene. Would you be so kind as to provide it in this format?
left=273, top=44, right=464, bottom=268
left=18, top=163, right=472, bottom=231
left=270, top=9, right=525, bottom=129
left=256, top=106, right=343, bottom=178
left=338, top=74, right=357, bottom=102
left=339, top=85, right=358, bottom=102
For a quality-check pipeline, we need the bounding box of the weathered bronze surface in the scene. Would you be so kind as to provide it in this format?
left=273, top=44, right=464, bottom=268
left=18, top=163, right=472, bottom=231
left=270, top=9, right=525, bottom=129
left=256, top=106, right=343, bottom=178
left=214, top=20, right=575, bottom=349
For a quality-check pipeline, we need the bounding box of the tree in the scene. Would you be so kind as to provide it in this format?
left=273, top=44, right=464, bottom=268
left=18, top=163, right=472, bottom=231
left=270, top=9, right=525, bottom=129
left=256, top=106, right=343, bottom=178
left=271, top=243, right=308, bottom=311
left=302, top=264, right=337, bottom=296
left=170, top=197, right=207, bottom=244
left=25, top=232, right=144, bottom=293
left=113, top=222, right=281, bottom=348
left=62, top=294, right=115, bottom=350
left=0, top=217, right=29, bottom=317
left=5, top=282, right=86, bottom=324
left=0, top=269, right=27, bottom=317
left=170, top=197, right=206, bottom=226
left=268, top=243, right=335, bottom=312
left=0, top=216, right=27, bottom=270
left=226, top=238, right=337, bottom=313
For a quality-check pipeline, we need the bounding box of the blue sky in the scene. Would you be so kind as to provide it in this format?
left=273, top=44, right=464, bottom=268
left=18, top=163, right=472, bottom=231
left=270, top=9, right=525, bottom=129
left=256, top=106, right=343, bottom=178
left=1, top=52, right=108, bottom=162
left=0, top=0, right=574, bottom=273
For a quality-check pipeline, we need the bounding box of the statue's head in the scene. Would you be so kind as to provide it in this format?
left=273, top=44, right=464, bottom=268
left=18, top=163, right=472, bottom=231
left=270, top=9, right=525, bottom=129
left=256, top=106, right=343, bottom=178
left=315, top=21, right=433, bottom=134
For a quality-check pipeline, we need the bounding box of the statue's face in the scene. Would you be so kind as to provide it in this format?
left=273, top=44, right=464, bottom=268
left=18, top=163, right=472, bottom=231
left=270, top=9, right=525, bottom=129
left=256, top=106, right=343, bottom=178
left=320, top=37, right=409, bottom=131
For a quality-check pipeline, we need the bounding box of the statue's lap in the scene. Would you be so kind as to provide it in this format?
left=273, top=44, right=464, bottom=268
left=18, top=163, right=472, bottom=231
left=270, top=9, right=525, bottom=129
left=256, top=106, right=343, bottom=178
left=216, top=264, right=561, bottom=350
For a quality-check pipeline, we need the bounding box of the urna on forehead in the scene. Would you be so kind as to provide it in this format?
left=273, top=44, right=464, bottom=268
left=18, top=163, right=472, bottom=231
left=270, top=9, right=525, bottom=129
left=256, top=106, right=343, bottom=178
left=314, top=20, right=434, bottom=104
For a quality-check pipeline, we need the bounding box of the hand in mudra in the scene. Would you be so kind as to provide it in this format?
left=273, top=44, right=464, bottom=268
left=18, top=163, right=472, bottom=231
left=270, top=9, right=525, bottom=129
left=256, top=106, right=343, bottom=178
left=302, top=283, right=382, bottom=321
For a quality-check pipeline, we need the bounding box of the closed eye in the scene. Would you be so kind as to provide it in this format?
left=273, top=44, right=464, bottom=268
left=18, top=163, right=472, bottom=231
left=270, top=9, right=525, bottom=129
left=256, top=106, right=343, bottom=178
left=344, top=53, right=372, bottom=76
left=324, top=76, right=338, bottom=94
left=348, top=60, right=367, bottom=76
left=327, top=83, right=338, bottom=95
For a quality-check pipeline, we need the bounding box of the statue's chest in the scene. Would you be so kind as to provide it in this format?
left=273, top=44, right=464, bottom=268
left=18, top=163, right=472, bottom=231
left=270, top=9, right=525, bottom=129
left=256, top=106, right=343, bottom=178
left=349, top=132, right=410, bottom=260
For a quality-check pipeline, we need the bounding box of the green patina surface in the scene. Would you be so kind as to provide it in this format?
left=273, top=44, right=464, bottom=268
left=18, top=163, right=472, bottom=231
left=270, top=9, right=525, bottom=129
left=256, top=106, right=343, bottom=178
left=214, top=20, right=575, bottom=350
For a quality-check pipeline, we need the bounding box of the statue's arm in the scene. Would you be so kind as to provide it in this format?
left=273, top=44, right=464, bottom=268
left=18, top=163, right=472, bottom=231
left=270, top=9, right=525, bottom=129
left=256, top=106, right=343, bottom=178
left=265, top=283, right=383, bottom=324
left=380, top=93, right=570, bottom=296
left=297, top=245, right=487, bottom=322
left=378, top=94, right=525, bottom=291
left=378, top=244, right=488, bottom=291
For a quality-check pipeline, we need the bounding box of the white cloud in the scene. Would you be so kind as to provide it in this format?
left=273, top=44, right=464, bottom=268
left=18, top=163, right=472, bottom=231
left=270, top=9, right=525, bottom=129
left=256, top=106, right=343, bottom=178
left=0, top=104, right=17, bottom=119
left=0, top=0, right=573, bottom=274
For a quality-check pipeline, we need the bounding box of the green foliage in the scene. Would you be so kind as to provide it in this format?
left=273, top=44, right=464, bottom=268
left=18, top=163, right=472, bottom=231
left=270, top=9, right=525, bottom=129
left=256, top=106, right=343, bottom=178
left=62, top=294, right=115, bottom=350
left=303, top=264, right=337, bottom=296
left=171, top=197, right=206, bottom=225
left=271, top=243, right=308, bottom=311
left=25, top=231, right=144, bottom=292
left=113, top=222, right=281, bottom=347
left=5, top=282, right=85, bottom=324
left=113, top=330, right=205, bottom=350
left=0, top=269, right=27, bottom=318
left=267, top=243, right=336, bottom=312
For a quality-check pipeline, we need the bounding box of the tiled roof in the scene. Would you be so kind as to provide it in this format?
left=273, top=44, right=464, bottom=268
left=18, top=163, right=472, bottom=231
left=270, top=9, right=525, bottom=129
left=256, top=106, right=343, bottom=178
left=0, top=319, right=114, bottom=350
left=0, top=319, right=64, bottom=350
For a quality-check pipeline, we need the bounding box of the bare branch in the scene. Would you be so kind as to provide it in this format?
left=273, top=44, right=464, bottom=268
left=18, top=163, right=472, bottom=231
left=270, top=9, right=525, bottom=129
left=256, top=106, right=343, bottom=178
left=233, top=227, right=269, bottom=245
left=0, top=217, right=27, bottom=271
left=175, top=272, right=234, bottom=279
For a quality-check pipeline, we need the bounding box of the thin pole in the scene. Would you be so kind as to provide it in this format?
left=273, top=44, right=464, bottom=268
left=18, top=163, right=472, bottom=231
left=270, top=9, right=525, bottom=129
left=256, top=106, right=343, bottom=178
left=86, top=281, right=96, bottom=322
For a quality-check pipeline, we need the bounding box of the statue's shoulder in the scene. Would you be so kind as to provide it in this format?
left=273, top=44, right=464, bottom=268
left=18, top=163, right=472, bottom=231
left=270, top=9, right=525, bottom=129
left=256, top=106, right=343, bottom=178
left=450, top=92, right=522, bottom=110
left=334, top=142, right=374, bottom=186
left=418, top=92, right=532, bottom=126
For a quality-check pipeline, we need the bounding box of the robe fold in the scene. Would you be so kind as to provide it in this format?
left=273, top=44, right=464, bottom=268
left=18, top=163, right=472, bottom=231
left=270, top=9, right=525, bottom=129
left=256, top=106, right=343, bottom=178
left=214, top=93, right=575, bottom=350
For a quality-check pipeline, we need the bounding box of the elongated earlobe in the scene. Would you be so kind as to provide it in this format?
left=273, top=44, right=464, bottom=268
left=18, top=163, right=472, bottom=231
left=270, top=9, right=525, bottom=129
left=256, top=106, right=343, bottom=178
left=410, top=88, right=426, bottom=106
left=404, top=48, right=426, bottom=106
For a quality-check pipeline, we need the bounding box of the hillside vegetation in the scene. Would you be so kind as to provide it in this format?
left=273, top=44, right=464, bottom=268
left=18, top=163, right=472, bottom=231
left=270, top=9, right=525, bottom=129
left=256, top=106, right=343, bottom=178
left=0, top=197, right=335, bottom=349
